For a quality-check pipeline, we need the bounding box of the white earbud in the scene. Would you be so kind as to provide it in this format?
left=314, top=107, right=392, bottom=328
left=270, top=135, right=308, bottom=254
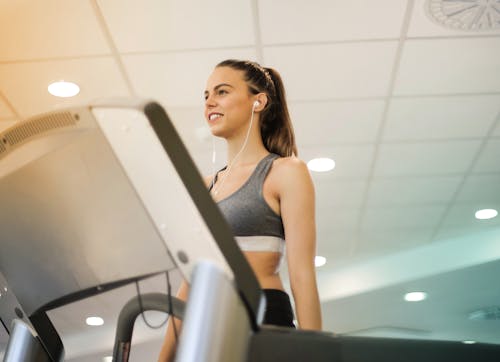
left=253, top=100, right=260, bottom=108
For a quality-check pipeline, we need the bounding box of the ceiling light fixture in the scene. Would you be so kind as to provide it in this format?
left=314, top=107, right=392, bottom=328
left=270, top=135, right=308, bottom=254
left=462, top=340, right=476, bottom=345
left=86, top=316, right=104, bottom=326
left=315, top=256, right=326, bottom=267
left=307, top=158, right=335, bottom=172
left=48, top=81, right=80, bottom=98
left=404, top=292, right=427, bottom=302
left=475, top=209, right=498, bottom=220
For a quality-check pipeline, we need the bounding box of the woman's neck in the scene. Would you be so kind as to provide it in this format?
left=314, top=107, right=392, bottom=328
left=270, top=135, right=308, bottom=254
left=226, top=134, right=269, bottom=167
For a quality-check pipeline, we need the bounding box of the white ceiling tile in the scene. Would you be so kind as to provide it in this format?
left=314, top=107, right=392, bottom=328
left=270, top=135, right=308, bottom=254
left=302, top=144, right=375, bottom=179
left=98, top=0, right=254, bottom=52
left=367, top=175, right=463, bottom=206
left=440, top=201, right=500, bottom=228
left=408, top=0, right=500, bottom=38
left=317, top=229, right=356, bottom=252
left=316, top=229, right=356, bottom=265
left=259, top=0, right=407, bottom=44
left=384, top=95, right=500, bottom=141
left=472, top=138, right=500, bottom=173
left=122, top=48, right=257, bottom=108
left=374, top=140, right=482, bottom=177
left=0, top=0, right=110, bottom=61
left=361, top=204, right=447, bottom=230
left=291, top=100, right=385, bottom=146
left=315, top=179, right=367, bottom=208
left=263, top=42, right=398, bottom=100
left=0, top=58, right=130, bottom=118
left=0, top=98, right=14, bottom=118
left=493, top=121, right=500, bottom=137
left=456, top=174, right=500, bottom=203
left=356, top=227, right=434, bottom=256
left=317, top=205, right=361, bottom=231
left=433, top=224, right=500, bottom=242
left=395, top=38, right=500, bottom=95
left=0, top=120, right=16, bottom=132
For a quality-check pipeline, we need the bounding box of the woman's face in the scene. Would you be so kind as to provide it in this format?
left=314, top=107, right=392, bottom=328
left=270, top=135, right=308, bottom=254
left=204, top=66, right=255, bottom=138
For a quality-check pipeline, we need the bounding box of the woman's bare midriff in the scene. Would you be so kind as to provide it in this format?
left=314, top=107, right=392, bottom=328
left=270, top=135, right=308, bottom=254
left=243, top=251, right=285, bottom=290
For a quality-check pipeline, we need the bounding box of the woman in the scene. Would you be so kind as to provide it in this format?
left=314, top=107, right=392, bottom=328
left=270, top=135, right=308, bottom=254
left=158, top=59, right=321, bottom=361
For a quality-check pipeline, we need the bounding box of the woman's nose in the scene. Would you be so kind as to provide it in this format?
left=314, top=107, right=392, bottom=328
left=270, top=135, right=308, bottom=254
left=205, top=94, right=216, bottom=108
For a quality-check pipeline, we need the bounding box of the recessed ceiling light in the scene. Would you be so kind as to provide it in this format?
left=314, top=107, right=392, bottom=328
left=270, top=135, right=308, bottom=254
left=404, top=292, right=427, bottom=302
left=315, top=256, right=326, bottom=267
left=86, top=316, right=104, bottom=326
left=307, top=158, right=335, bottom=172
left=48, top=81, right=80, bottom=98
left=475, top=209, right=498, bottom=220
left=462, top=340, right=476, bottom=345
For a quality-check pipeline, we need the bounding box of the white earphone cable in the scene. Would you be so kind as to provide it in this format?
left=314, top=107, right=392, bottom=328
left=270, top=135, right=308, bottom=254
left=211, top=134, right=216, bottom=191
left=212, top=103, right=257, bottom=196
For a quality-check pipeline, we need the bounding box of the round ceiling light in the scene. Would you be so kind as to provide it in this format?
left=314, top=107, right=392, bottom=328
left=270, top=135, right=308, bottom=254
left=475, top=208, right=498, bottom=220
left=426, top=0, right=500, bottom=31
left=315, top=256, right=327, bottom=267
left=307, top=158, right=335, bottom=172
left=86, top=316, right=104, bottom=326
left=462, top=340, right=477, bottom=344
left=48, top=81, right=80, bottom=98
left=404, top=291, right=427, bottom=302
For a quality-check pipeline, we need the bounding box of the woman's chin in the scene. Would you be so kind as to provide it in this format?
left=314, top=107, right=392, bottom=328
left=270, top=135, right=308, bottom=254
left=209, top=125, right=228, bottom=138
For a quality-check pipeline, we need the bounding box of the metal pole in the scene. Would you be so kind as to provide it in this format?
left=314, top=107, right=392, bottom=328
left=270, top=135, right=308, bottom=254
left=175, top=261, right=252, bottom=362
left=3, top=319, right=51, bottom=362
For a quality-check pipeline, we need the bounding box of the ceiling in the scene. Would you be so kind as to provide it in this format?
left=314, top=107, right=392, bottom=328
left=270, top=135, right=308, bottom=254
left=1, top=0, right=500, bottom=360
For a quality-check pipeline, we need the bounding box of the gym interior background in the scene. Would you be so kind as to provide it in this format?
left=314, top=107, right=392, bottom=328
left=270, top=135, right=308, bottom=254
left=0, top=1, right=499, bottom=360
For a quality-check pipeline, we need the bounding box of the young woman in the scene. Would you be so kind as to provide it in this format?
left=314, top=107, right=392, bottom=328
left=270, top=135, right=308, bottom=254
left=158, top=59, right=321, bottom=362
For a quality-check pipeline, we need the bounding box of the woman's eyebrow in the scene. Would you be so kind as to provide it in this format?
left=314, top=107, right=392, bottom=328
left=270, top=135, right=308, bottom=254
left=204, top=83, right=234, bottom=97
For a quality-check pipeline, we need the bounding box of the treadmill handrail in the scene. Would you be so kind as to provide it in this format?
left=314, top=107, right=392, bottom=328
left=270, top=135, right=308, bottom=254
left=112, top=292, right=185, bottom=362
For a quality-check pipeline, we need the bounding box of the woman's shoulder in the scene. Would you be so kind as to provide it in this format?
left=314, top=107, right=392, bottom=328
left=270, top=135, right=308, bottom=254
left=271, top=155, right=312, bottom=186
left=273, top=155, right=309, bottom=175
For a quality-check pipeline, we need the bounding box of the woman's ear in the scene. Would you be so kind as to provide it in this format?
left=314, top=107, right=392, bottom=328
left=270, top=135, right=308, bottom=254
left=254, top=93, right=268, bottom=112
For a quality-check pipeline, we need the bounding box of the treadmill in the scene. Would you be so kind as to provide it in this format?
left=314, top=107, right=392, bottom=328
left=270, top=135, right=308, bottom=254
left=0, top=100, right=498, bottom=361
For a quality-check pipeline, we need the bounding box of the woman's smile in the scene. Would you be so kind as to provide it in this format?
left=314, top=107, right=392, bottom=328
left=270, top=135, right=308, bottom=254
left=208, top=112, right=224, bottom=122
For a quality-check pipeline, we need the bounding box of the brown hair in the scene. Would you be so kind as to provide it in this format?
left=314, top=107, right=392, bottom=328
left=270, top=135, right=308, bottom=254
left=216, top=59, right=298, bottom=157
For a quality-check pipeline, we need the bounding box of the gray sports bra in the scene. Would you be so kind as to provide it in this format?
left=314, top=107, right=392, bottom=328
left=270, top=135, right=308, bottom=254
left=209, top=153, right=286, bottom=267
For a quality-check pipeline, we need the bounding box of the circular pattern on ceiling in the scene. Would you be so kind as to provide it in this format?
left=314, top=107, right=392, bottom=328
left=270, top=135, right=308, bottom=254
left=426, top=0, right=500, bottom=31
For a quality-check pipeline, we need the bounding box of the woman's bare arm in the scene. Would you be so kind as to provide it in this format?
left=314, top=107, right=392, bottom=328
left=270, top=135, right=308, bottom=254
left=278, top=157, right=322, bottom=330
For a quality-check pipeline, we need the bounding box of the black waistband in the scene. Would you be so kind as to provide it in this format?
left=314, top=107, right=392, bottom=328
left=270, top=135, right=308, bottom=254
left=262, top=289, right=295, bottom=328
left=263, top=289, right=289, bottom=299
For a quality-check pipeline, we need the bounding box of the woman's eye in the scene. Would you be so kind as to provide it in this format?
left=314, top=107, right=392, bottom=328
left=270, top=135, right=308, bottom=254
left=217, top=89, right=228, bottom=95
